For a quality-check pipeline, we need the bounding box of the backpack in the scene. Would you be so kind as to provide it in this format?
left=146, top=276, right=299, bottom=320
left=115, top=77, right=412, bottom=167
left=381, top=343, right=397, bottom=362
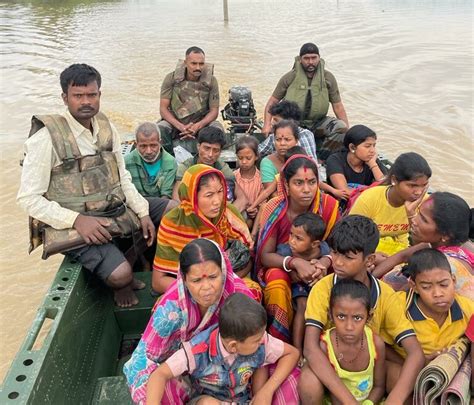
left=343, top=180, right=384, bottom=216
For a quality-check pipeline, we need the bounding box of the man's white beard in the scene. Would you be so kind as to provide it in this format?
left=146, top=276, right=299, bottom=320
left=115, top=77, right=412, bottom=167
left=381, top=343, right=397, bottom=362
left=138, top=150, right=160, bottom=163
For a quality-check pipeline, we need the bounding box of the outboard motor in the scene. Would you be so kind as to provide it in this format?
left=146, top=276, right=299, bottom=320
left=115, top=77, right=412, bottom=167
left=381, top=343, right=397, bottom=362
left=221, top=85, right=259, bottom=134
left=228, top=86, right=253, bottom=117
left=220, top=85, right=263, bottom=168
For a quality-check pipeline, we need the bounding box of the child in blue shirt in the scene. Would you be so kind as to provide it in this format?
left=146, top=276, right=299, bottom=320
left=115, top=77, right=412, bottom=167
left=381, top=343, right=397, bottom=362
left=146, top=292, right=299, bottom=404
left=276, top=212, right=330, bottom=354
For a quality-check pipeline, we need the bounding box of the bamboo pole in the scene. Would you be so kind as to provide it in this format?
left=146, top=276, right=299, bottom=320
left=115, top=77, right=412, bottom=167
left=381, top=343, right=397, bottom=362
left=223, top=0, right=229, bottom=21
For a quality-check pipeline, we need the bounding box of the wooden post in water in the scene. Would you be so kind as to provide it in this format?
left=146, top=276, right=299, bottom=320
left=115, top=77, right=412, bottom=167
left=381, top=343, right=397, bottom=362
left=223, top=0, right=229, bottom=21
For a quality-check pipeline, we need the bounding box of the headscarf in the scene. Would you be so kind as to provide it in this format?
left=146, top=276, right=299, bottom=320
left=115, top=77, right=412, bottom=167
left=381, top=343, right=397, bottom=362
left=153, top=164, right=252, bottom=275
left=255, top=154, right=339, bottom=284
left=124, top=239, right=254, bottom=403
left=437, top=245, right=474, bottom=269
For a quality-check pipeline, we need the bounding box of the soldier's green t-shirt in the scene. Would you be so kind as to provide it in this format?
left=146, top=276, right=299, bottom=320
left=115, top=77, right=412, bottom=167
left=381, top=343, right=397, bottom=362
left=272, top=69, right=341, bottom=104
left=160, top=71, right=220, bottom=109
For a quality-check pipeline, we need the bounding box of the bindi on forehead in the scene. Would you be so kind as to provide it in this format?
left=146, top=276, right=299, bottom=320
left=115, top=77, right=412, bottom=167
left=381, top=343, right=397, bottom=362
left=303, top=166, right=310, bottom=180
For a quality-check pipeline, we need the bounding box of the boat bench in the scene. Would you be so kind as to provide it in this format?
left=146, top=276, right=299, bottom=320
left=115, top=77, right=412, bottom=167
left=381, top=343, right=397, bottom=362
left=0, top=256, right=160, bottom=405
left=89, top=273, right=157, bottom=404
left=92, top=376, right=133, bottom=405
left=113, top=271, right=157, bottom=338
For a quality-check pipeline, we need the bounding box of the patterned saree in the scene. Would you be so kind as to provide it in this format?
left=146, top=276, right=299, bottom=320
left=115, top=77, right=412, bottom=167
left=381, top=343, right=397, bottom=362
left=255, top=155, right=339, bottom=342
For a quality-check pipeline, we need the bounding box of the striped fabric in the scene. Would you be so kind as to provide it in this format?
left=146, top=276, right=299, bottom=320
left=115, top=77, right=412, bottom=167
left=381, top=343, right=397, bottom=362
left=153, top=164, right=252, bottom=275
left=254, top=155, right=339, bottom=342
left=255, top=154, right=339, bottom=284
left=268, top=364, right=301, bottom=405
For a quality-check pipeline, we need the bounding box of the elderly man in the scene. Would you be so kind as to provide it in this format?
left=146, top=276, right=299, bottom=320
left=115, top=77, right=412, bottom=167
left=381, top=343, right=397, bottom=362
left=17, top=64, right=175, bottom=308
left=172, top=126, right=248, bottom=213
left=125, top=122, right=177, bottom=199
left=158, top=46, right=224, bottom=155
left=262, top=43, right=349, bottom=161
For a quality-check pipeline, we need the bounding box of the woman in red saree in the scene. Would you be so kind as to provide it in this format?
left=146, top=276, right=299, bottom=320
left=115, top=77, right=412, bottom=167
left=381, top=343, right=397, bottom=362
left=255, top=155, right=339, bottom=342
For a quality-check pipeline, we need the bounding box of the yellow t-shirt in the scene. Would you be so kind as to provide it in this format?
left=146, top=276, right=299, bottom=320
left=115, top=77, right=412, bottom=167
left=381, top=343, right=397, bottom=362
left=398, top=291, right=474, bottom=355
left=305, top=273, right=416, bottom=349
left=348, top=185, right=410, bottom=254
left=321, top=326, right=377, bottom=402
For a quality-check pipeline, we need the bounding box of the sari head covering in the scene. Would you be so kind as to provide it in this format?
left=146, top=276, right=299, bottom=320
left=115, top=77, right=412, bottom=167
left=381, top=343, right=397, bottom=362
left=425, top=193, right=473, bottom=298
left=124, top=239, right=254, bottom=404
left=436, top=246, right=474, bottom=299
left=154, top=164, right=252, bottom=275
left=255, top=154, right=339, bottom=284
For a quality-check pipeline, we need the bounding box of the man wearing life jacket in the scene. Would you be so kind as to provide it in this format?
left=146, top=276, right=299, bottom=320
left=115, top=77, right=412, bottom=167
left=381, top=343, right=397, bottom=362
left=17, top=64, right=176, bottom=308
left=125, top=122, right=177, bottom=199
left=262, top=43, right=349, bottom=162
left=158, top=46, right=224, bottom=155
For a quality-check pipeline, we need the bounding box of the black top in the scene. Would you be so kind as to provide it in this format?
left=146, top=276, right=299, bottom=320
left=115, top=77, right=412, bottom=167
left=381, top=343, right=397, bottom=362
left=325, top=151, right=387, bottom=187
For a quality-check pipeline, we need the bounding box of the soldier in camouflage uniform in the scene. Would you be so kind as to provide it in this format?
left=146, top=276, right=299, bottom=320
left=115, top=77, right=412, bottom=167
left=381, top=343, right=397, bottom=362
left=158, top=46, right=224, bottom=155
left=17, top=64, right=176, bottom=307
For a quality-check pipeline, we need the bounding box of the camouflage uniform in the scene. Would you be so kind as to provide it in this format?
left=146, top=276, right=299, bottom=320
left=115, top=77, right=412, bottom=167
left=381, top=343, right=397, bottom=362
left=27, top=113, right=142, bottom=259
left=158, top=60, right=223, bottom=155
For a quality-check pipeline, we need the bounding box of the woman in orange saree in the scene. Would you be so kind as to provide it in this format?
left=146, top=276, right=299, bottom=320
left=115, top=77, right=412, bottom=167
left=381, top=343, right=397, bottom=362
left=255, top=155, right=339, bottom=342
left=153, top=164, right=261, bottom=300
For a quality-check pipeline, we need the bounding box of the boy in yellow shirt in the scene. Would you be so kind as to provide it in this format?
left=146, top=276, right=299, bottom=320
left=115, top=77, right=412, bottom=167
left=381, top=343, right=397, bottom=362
left=299, top=215, right=425, bottom=405
left=398, top=248, right=474, bottom=364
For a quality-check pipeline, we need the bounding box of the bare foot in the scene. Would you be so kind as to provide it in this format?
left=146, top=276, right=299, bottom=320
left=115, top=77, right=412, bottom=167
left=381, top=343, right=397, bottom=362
left=114, top=285, right=139, bottom=308
left=132, top=278, right=146, bottom=290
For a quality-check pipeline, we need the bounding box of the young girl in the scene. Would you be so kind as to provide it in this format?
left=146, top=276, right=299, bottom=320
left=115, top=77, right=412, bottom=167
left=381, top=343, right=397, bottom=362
left=325, top=125, right=387, bottom=200
left=320, top=279, right=386, bottom=405
left=234, top=136, right=264, bottom=229
left=349, top=152, right=432, bottom=255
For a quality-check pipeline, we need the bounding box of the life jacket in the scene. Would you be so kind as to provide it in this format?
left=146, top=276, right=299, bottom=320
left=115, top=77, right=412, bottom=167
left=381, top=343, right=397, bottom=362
left=284, top=57, right=330, bottom=128
left=28, top=113, right=141, bottom=258
left=170, top=60, right=214, bottom=124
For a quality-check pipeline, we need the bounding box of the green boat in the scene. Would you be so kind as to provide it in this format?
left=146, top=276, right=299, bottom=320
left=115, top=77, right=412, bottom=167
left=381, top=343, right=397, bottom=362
left=1, top=86, right=394, bottom=404
left=0, top=257, right=153, bottom=404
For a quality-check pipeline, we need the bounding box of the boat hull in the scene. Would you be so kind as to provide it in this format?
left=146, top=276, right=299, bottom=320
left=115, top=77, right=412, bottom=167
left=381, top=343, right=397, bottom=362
left=0, top=256, right=155, bottom=404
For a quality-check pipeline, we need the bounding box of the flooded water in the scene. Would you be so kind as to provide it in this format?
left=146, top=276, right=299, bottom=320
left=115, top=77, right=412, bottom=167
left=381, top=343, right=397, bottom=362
left=0, top=0, right=472, bottom=381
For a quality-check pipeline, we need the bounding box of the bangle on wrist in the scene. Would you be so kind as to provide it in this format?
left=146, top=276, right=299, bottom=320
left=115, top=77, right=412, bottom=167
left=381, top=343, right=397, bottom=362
left=407, top=213, right=417, bottom=219
left=369, top=164, right=377, bottom=170
left=288, top=257, right=294, bottom=270
left=322, top=254, right=333, bottom=268
left=282, top=256, right=293, bottom=273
